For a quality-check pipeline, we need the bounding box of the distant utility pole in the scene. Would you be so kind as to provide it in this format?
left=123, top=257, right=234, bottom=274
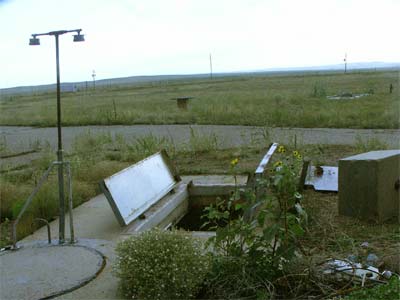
left=209, top=53, right=213, bottom=80
left=92, top=70, right=96, bottom=89
left=344, top=53, right=347, bottom=74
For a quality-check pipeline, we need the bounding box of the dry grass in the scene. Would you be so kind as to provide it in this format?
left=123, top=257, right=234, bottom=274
left=1, top=70, right=399, bottom=129
left=301, top=190, right=399, bottom=271
left=268, top=190, right=399, bottom=299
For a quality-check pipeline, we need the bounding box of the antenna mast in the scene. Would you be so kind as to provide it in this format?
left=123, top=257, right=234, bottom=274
left=209, top=53, right=213, bottom=79
left=92, top=70, right=96, bottom=89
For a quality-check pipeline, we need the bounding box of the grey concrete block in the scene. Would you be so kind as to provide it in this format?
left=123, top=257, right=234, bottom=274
left=339, top=150, right=400, bottom=222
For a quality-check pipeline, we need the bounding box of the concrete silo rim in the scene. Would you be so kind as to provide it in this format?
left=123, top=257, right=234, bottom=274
left=0, top=243, right=107, bottom=300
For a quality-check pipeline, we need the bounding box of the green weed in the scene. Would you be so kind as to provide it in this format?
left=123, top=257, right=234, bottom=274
left=201, top=149, right=305, bottom=299
left=128, top=134, right=176, bottom=160
left=187, top=127, right=219, bottom=154
left=355, top=135, right=389, bottom=153
left=0, top=180, right=31, bottom=221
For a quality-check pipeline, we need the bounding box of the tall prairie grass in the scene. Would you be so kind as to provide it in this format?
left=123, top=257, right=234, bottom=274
left=1, top=71, right=398, bottom=128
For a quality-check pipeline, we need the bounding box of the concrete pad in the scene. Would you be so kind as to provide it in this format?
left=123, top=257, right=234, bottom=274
left=182, top=174, right=248, bottom=185
left=52, top=239, right=119, bottom=300
left=184, top=174, right=248, bottom=196
left=339, top=150, right=400, bottom=222
left=0, top=243, right=105, bottom=300
left=23, top=194, right=121, bottom=243
left=8, top=174, right=244, bottom=299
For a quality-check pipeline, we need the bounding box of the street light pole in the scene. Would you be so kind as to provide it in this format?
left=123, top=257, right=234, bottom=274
left=30, top=29, right=84, bottom=244
left=54, top=33, right=66, bottom=243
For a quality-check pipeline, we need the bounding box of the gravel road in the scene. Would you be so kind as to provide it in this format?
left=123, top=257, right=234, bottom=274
left=1, top=125, right=399, bottom=153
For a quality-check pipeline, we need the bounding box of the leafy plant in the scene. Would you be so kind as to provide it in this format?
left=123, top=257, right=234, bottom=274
left=201, top=149, right=306, bottom=298
left=114, top=228, right=210, bottom=300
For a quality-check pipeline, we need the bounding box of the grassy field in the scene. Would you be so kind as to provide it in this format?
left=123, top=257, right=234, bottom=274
left=1, top=70, right=399, bottom=128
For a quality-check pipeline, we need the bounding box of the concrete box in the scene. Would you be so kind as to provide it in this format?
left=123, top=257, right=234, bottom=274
left=339, top=150, right=400, bottom=222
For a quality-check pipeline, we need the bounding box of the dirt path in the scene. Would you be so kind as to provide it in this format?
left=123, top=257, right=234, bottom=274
left=1, top=125, right=399, bottom=153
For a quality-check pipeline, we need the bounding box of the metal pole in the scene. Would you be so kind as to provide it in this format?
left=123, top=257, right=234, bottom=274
left=66, top=162, right=75, bottom=243
left=55, top=34, right=65, bottom=244
left=209, top=53, right=213, bottom=80
left=92, top=70, right=96, bottom=90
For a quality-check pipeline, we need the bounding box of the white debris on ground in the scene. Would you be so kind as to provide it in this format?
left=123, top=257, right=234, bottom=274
left=327, top=93, right=370, bottom=100
left=305, top=165, right=338, bottom=192
left=322, top=258, right=398, bottom=287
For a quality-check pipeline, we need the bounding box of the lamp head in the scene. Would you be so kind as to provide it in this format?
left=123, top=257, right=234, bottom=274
left=73, top=32, right=85, bottom=42
left=29, top=36, right=40, bottom=46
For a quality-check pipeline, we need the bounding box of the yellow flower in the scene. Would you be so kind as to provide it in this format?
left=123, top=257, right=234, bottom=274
left=278, top=145, right=286, bottom=153
left=230, top=158, right=239, bottom=167
left=292, top=150, right=302, bottom=160
left=274, top=160, right=283, bottom=167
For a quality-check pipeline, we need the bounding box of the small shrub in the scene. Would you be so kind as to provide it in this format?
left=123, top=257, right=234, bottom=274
left=114, top=228, right=210, bottom=300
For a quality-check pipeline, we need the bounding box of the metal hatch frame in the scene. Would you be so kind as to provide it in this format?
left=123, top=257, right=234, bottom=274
left=100, top=150, right=181, bottom=227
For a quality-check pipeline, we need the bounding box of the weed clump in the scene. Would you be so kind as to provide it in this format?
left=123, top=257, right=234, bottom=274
left=201, top=148, right=306, bottom=299
left=354, top=135, right=388, bottom=153
left=311, top=81, right=327, bottom=97
left=114, top=229, right=210, bottom=300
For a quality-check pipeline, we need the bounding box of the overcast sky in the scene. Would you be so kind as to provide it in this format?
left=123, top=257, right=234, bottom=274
left=0, top=0, right=399, bottom=88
